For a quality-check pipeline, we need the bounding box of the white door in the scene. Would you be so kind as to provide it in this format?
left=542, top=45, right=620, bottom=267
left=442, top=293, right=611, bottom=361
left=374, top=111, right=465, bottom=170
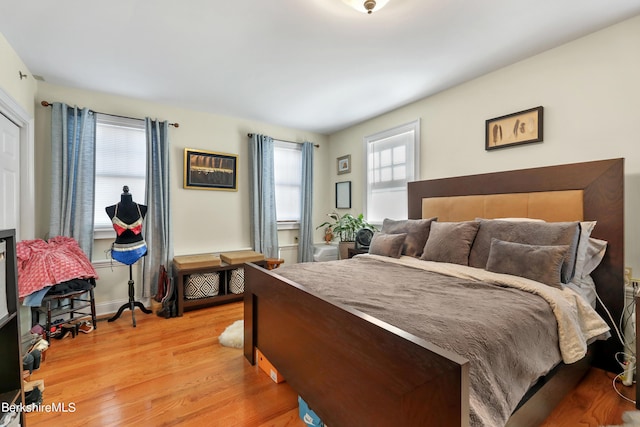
left=0, top=112, right=20, bottom=235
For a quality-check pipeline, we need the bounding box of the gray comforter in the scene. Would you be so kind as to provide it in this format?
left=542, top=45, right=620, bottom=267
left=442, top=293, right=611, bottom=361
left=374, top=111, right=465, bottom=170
left=274, top=255, right=564, bottom=427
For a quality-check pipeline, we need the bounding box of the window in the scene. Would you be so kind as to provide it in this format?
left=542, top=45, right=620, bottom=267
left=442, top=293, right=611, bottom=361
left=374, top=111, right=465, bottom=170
left=94, top=114, right=147, bottom=235
left=273, top=140, right=302, bottom=226
left=365, top=119, right=420, bottom=224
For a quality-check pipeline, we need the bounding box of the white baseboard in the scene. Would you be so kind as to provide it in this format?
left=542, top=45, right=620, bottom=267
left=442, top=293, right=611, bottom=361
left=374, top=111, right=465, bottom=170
left=95, top=297, right=151, bottom=318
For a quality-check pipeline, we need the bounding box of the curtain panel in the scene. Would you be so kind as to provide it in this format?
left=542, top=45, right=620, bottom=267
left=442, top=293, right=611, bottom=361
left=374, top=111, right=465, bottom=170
left=49, top=103, right=96, bottom=258
left=142, top=119, right=173, bottom=298
left=298, top=141, right=314, bottom=262
left=249, top=134, right=279, bottom=258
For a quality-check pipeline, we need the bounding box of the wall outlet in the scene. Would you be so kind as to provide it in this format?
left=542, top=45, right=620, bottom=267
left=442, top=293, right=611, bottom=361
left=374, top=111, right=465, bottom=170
left=625, top=267, right=633, bottom=287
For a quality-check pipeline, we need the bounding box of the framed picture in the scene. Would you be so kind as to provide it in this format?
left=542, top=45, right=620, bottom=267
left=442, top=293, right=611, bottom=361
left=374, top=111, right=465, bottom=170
left=485, top=106, right=543, bottom=150
left=336, top=181, right=351, bottom=209
left=337, top=154, right=351, bottom=175
left=184, top=148, right=238, bottom=191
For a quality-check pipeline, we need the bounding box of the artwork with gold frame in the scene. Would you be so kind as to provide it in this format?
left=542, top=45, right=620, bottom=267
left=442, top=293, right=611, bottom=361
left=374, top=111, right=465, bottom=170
left=485, top=106, right=543, bottom=150
left=184, top=148, right=238, bottom=191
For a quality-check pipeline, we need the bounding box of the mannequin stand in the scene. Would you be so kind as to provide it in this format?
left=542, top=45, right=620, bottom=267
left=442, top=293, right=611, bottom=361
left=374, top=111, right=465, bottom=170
left=108, top=264, right=152, bottom=327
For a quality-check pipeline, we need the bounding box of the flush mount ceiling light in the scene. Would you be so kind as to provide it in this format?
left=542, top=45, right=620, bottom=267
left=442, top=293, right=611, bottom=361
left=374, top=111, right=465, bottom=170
left=341, top=0, right=390, bottom=14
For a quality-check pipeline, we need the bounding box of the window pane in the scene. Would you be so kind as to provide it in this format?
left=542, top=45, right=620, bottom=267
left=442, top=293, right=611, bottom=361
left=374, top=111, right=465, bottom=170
left=274, top=141, right=302, bottom=222
left=393, top=165, right=406, bottom=180
left=393, top=145, right=406, bottom=164
left=94, top=114, right=147, bottom=230
left=365, top=120, right=420, bottom=223
left=380, top=166, right=392, bottom=182
left=380, top=149, right=392, bottom=167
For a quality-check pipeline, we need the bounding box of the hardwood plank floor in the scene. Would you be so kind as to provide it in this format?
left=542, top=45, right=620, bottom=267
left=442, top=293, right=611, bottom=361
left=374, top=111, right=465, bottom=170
left=25, top=302, right=636, bottom=426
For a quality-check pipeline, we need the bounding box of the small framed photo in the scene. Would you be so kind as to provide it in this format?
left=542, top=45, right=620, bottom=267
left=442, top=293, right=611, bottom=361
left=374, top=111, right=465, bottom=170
left=486, top=106, right=543, bottom=150
left=184, top=148, right=238, bottom=191
left=337, top=154, right=351, bottom=175
left=336, top=181, right=351, bottom=209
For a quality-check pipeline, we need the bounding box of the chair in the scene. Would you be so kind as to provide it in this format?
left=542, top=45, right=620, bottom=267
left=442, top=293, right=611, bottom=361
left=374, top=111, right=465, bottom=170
left=30, top=278, right=97, bottom=342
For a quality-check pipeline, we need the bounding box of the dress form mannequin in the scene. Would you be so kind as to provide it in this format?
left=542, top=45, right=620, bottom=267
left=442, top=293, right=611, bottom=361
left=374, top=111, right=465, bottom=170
left=105, top=186, right=148, bottom=265
left=106, top=186, right=152, bottom=326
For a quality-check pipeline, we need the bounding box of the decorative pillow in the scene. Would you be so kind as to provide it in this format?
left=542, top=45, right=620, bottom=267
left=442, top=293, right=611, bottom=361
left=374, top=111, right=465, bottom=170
left=486, top=238, right=569, bottom=289
left=420, top=221, right=480, bottom=266
left=381, top=217, right=436, bottom=258
left=368, top=232, right=407, bottom=258
left=468, top=219, right=580, bottom=284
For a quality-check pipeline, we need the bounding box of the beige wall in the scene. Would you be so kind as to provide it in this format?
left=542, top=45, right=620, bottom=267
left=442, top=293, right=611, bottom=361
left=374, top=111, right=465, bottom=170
left=3, top=14, right=640, bottom=313
left=329, top=15, right=640, bottom=274
left=0, top=33, right=36, bottom=117
left=33, top=83, right=331, bottom=311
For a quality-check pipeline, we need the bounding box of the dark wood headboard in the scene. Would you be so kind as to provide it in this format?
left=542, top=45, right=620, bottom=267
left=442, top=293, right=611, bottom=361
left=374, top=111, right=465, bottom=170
left=407, top=158, right=624, bottom=372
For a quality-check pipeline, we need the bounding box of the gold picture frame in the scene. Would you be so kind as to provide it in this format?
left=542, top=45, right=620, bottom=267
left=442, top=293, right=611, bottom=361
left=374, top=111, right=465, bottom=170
left=486, top=106, right=543, bottom=150
left=337, top=154, right=351, bottom=175
left=184, top=148, right=238, bottom=191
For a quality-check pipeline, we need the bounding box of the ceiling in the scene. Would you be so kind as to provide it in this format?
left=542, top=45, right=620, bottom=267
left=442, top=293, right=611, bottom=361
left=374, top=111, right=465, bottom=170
left=2, top=1, right=639, bottom=135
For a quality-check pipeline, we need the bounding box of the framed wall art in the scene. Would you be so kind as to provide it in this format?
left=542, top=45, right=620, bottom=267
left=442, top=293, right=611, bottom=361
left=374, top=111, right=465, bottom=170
left=336, top=181, right=351, bottom=209
left=485, top=106, right=543, bottom=150
left=184, top=148, right=238, bottom=191
left=337, top=154, right=351, bottom=175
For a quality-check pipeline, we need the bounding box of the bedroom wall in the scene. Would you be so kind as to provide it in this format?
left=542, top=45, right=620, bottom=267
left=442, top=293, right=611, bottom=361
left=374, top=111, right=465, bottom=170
left=0, top=33, right=36, bottom=116
left=328, top=14, right=640, bottom=275
left=0, top=33, right=38, bottom=337
left=33, top=82, right=331, bottom=312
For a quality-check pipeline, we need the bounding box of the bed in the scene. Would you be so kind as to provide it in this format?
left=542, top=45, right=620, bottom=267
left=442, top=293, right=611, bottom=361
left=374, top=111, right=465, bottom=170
left=243, top=158, right=625, bottom=427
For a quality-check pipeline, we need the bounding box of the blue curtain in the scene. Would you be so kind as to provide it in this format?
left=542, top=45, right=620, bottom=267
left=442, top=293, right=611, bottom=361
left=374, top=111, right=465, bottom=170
left=49, top=103, right=96, bottom=258
left=298, top=142, right=314, bottom=262
left=142, top=119, right=173, bottom=297
left=249, top=134, right=279, bottom=258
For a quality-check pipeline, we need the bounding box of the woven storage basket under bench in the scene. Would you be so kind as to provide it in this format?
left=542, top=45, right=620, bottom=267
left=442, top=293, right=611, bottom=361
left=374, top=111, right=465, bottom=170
left=173, top=251, right=266, bottom=316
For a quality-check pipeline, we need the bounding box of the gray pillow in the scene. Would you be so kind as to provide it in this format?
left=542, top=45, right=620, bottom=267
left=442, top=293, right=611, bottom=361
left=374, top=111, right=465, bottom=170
left=485, top=238, right=569, bottom=289
left=420, top=221, right=480, bottom=266
left=381, top=217, right=436, bottom=258
left=368, top=232, right=407, bottom=258
left=468, top=219, right=580, bottom=284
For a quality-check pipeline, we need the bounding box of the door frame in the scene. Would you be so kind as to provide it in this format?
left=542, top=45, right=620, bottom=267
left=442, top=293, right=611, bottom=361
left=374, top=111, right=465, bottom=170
left=0, top=87, right=35, bottom=240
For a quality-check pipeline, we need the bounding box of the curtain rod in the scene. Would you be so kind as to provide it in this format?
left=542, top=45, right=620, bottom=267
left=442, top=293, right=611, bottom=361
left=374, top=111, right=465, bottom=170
left=40, top=100, right=179, bottom=128
left=247, top=133, right=319, bottom=148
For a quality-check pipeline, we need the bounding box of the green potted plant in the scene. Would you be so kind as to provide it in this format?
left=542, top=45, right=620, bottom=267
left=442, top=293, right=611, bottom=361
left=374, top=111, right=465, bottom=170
left=317, top=213, right=377, bottom=259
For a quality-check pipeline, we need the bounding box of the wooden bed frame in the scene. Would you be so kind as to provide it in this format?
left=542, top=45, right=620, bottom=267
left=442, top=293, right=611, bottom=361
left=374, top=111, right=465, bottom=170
left=244, top=158, right=625, bottom=427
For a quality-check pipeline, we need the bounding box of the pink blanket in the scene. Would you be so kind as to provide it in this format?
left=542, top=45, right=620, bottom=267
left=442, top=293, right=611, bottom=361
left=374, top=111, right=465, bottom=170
left=17, top=236, right=99, bottom=298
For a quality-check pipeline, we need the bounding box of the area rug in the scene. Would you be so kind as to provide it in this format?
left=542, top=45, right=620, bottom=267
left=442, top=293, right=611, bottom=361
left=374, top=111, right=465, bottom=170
left=602, top=410, right=640, bottom=426
left=218, top=319, right=243, bottom=349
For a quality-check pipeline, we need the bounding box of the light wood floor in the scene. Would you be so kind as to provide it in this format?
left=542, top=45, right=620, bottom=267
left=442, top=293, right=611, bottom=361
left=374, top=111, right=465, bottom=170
left=26, top=301, right=636, bottom=427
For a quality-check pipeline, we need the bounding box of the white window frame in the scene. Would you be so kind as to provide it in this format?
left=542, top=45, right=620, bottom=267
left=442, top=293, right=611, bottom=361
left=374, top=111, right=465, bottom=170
left=363, top=119, right=420, bottom=225
left=273, top=140, right=302, bottom=230
left=93, top=114, right=147, bottom=239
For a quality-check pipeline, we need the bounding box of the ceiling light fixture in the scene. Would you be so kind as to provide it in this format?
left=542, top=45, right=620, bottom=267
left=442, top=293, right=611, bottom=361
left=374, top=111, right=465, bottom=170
left=341, top=0, right=390, bottom=14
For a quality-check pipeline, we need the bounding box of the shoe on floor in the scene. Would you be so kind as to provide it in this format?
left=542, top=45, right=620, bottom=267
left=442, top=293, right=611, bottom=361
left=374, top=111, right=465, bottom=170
left=78, top=321, right=94, bottom=334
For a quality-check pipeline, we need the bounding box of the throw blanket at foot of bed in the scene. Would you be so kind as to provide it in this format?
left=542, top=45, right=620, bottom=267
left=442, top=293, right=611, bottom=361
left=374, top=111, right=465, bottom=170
left=274, top=255, right=609, bottom=427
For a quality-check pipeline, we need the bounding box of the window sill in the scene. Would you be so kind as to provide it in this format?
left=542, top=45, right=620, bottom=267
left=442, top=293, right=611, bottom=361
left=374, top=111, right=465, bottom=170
left=94, top=228, right=116, bottom=240
left=277, top=222, right=300, bottom=231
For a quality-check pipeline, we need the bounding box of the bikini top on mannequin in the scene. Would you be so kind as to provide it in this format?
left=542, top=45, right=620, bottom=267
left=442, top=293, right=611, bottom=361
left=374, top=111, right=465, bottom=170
left=111, top=203, right=144, bottom=236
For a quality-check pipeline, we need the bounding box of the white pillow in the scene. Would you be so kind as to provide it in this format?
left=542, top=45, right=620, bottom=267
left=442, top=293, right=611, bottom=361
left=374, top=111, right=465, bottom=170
left=574, top=221, right=607, bottom=279
left=567, top=276, right=597, bottom=307
left=573, top=221, right=597, bottom=279
left=581, top=237, right=607, bottom=278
